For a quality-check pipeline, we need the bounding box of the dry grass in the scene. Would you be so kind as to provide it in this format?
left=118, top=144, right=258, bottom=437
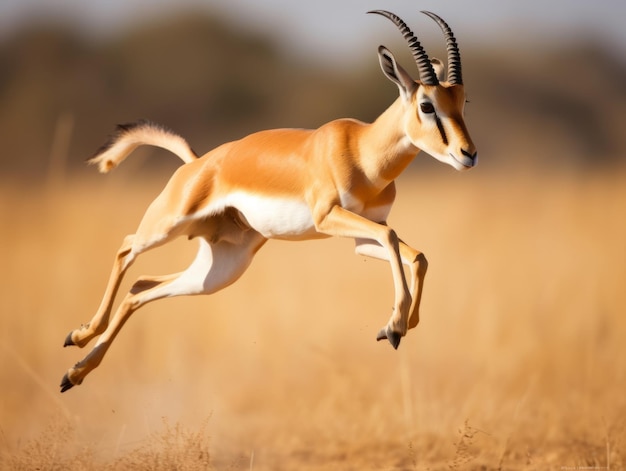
left=1, top=168, right=625, bottom=470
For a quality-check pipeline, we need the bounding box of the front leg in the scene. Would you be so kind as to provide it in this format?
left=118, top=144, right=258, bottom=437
left=314, top=205, right=411, bottom=348
left=355, top=238, right=427, bottom=330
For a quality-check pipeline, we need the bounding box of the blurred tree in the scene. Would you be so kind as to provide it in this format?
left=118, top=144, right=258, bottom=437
left=0, top=12, right=624, bottom=178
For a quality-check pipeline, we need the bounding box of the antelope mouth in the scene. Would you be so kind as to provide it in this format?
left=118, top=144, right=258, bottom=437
left=450, top=153, right=476, bottom=170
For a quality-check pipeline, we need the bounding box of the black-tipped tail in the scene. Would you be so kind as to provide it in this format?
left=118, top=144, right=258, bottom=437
left=88, top=119, right=198, bottom=173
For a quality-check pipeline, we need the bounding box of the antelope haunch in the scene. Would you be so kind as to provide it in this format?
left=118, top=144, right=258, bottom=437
left=61, top=10, right=477, bottom=392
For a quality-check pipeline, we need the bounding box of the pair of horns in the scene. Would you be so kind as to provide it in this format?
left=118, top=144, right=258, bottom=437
left=368, top=10, right=463, bottom=86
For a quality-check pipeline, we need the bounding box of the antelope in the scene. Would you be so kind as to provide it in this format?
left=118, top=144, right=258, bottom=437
left=60, top=10, right=476, bottom=392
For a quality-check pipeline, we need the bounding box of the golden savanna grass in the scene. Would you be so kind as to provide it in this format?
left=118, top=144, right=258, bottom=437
left=1, top=168, right=625, bottom=470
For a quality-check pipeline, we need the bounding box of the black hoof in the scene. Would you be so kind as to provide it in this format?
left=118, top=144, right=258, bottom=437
left=376, top=327, right=402, bottom=350
left=60, top=373, right=74, bottom=393
left=63, top=331, right=75, bottom=347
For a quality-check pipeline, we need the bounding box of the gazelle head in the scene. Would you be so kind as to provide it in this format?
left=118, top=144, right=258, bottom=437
left=369, top=10, right=477, bottom=171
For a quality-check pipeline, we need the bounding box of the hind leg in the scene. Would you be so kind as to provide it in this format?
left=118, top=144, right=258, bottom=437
left=64, top=234, right=137, bottom=348
left=64, top=186, right=191, bottom=349
left=61, top=232, right=266, bottom=391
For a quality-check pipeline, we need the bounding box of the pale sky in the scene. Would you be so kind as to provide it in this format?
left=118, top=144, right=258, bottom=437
left=1, top=0, right=625, bottom=67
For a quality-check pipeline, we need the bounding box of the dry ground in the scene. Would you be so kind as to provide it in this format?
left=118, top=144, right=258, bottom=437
left=1, top=169, right=625, bottom=470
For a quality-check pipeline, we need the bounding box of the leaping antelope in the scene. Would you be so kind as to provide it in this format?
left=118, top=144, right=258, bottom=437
left=60, top=10, right=476, bottom=392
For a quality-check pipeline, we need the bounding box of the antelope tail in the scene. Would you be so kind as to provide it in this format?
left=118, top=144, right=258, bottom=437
left=88, top=119, right=198, bottom=173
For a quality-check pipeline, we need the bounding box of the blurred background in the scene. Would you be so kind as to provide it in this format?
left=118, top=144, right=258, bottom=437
left=1, top=1, right=625, bottom=469
left=0, top=0, right=625, bottom=178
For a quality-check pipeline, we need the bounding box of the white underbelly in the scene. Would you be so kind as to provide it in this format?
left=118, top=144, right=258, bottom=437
left=223, top=192, right=324, bottom=240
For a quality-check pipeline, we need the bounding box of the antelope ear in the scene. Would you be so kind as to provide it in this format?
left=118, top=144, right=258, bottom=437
left=430, top=58, right=445, bottom=82
left=377, top=46, right=417, bottom=101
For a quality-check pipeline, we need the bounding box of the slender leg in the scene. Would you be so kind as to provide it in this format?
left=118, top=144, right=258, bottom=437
left=314, top=205, right=411, bottom=349
left=355, top=238, right=428, bottom=331
left=60, top=233, right=266, bottom=392
left=63, top=229, right=181, bottom=348
left=64, top=185, right=190, bottom=349
left=64, top=234, right=136, bottom=348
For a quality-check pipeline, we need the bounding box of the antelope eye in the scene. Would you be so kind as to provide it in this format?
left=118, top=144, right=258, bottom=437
left=420, top=102, right=435, bottom=114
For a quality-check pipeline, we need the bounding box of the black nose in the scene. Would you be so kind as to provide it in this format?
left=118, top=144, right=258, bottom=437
left=461, top=148, right=477, bottom=160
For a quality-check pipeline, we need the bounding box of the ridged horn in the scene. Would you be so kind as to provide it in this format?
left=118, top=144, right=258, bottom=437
left=368, top=10, right=439, bottom=86
left=421, top=11, right=463, bottom=85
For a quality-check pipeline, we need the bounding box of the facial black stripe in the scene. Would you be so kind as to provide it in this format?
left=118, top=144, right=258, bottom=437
left=435, top=115, right=448, bottom=146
